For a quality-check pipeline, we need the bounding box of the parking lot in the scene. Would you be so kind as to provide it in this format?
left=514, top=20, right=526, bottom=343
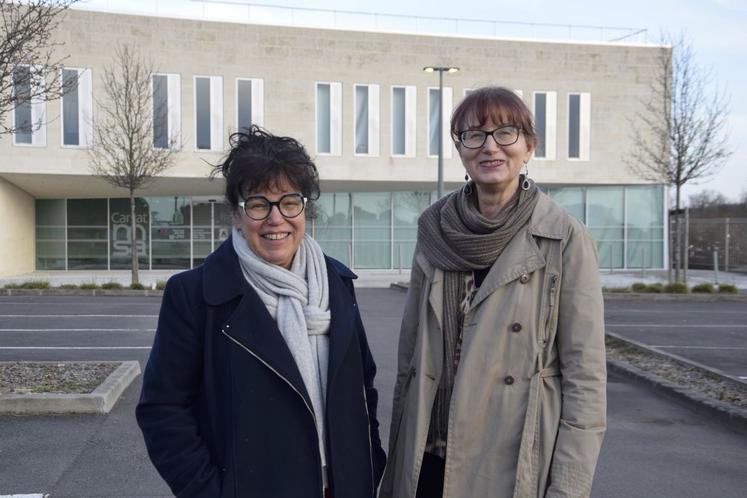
left=1, top=291, right=746, bottom=497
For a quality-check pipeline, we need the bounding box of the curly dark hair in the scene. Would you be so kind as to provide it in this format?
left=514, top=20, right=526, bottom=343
left=213, top=125, right=321, bottom=218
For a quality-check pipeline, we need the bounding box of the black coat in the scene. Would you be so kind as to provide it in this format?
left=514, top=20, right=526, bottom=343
left=136, top=237, right=386, bottom=497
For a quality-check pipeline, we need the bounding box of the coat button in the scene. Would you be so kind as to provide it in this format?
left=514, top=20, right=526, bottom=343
left=504, top=376, right=515, bottom=385
left=519, top=273, right=530, bottom=284
left=511, top=322, right=522, bottom=333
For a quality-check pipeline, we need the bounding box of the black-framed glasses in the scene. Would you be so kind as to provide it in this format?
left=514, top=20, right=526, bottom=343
left=238, top=193, right=307, bottom=221
left=457, top=125, right=522, bottom=149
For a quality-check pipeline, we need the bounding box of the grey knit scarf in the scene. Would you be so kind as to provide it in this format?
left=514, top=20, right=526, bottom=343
left=417, top=176, right=539, bottom=451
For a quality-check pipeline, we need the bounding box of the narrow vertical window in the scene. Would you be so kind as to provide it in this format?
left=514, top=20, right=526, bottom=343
left=13, top=65, right=46, bottom=146
left=568, top=92, right=590, bottom=160
left=533, top=91, right=557, bottom=159
left=153, top=74, right=168, bottom=148
left=568, top=94, right=580, bottom=158
left=195, top=77, right=211, bottom=150
left=392, top=87, right=406, bottom=155
left=355, top=85, right=368, bottom=154
left=62, top=69, right=79, bottom=145
left=428, top=88, right=439, bottom=156
left=315, top=82, right=341, bottom=155
left=427, top=87, right=452, bottom=158
left=316, top=83, right=331, bottom=154
left=237, top=78, right=263, bottom=131
left=237, top=79, right=252, bottom=131
left=13, top=67, right=32, bottom=144
left=194, top=76, right=222, bottom=151
left=534, top=93, right=546, bottom=158
left=391, top=85, right=415, bottom=157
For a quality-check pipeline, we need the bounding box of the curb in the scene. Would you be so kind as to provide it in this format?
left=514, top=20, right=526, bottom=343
left=0, top=361, right=141, bottom=415
left=1, top=289, right=164, bottom=297
left=606, top=335, right=747, bottom=436
left=603, top=292, right=747, bottom=302
left=390, top=282, right=747, bottom=301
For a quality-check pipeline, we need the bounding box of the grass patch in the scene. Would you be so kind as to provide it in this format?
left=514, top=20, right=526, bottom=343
left=155, top=280, right=167, bottom=290
left=603, top=286, right=630, bottom=293
left=663, top=282, right=689, bottom=294
left=691, top=282, right=715, bottom=293
left=58, top=283, right=79, bottom=289
left=101, top=281, right=123, bottom=290
left=4, top=281, right=51, bottom=289
left=79, top=282, right=100, bottom=290
left=130, top=282, right=145, bottom=290
left=718, top=283, right=738, bottom=294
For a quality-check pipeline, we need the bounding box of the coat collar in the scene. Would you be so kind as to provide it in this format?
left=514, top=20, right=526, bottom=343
left=205, top=236, right=359, bottom=408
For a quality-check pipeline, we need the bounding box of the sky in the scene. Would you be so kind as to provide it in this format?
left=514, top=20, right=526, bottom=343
left=81, top=0, right=747, bottom=204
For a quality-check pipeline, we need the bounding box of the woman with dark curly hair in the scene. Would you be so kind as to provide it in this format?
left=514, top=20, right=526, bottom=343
left=137, top=125, right=386, bottom=498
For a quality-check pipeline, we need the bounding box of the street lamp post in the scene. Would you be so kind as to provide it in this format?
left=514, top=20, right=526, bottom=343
left=423, top=66, right=459, bottom=199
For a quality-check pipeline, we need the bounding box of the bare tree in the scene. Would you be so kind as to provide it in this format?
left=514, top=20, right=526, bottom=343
left=89, top=44, right=179, bottom=285
left=689, top=189, right=728, bottom=209
left=0, top=0, right=78, bottom=136
left=627, top=33, right=733, bottom=282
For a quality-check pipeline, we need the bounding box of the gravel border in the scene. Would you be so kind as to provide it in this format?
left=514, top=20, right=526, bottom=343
left=0, top=361, right=141, bottom=415
left=606, top=333, right=747, bottom=435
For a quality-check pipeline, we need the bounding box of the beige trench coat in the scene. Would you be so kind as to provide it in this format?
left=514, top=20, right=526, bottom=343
left=380, top=193, right=606, bottom=498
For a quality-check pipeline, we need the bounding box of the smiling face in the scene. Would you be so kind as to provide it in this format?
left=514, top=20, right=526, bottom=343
left=234, top=176, right=306, bottom=269
left=457, top=116, right=534, bottom=195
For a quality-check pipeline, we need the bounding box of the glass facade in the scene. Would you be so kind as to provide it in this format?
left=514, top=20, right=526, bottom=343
left=67, top=198, right=108, bottom=269
left=34, top=185, right=665, bottom=270
left=36, top=199, right=66, bottom=270
left=353, top=192, right=392, bottom=269
left=314, top=192, right=352, bottom=265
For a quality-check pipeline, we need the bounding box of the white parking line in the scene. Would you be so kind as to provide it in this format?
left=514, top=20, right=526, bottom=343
left=0, top=314, right=158, bottom=318
left=607, top=324, right=747, bottom=328
left=651, top=345, right=747, bottom=350
left=0, top=329, right=154, bottom=332
left=0, top=494, right=48, bottom=497
left=0, top=346, right=151, bottom=350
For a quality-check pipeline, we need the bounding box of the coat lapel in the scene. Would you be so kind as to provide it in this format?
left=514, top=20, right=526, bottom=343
left=469, top=228, right=546, bottom=311
left=206, top=237, right=313, bottom=409
left=325, top=267, right=356, bottom=393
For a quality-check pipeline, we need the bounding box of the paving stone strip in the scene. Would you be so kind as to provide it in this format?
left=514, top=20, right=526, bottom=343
left=0, top=362, right=119, bottom=395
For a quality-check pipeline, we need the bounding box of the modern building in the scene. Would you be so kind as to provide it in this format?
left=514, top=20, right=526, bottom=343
left=0, top=2, right=668, bottom=277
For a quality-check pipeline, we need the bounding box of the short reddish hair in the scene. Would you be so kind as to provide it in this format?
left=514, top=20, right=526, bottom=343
left=450, top=86, right=538, bottom=149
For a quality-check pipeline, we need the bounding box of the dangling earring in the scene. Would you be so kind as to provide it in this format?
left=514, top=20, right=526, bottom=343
left=465, top=173, right=469, bottom=181
left=521, top=162, right=531, bottom=191
left=464, top=172, right=473, bottom=195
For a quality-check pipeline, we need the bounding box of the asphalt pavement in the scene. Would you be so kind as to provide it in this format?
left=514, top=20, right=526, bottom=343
left=1, top=290, right=746, bottom=497
left=605, top=299, right=747, bottom=379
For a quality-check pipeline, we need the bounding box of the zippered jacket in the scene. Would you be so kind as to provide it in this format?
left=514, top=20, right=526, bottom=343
left=136, top=236, right=386, bottom=498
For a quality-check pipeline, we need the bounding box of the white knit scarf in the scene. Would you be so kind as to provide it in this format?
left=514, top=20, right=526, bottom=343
left=231, top=227, right=331, bottom=473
